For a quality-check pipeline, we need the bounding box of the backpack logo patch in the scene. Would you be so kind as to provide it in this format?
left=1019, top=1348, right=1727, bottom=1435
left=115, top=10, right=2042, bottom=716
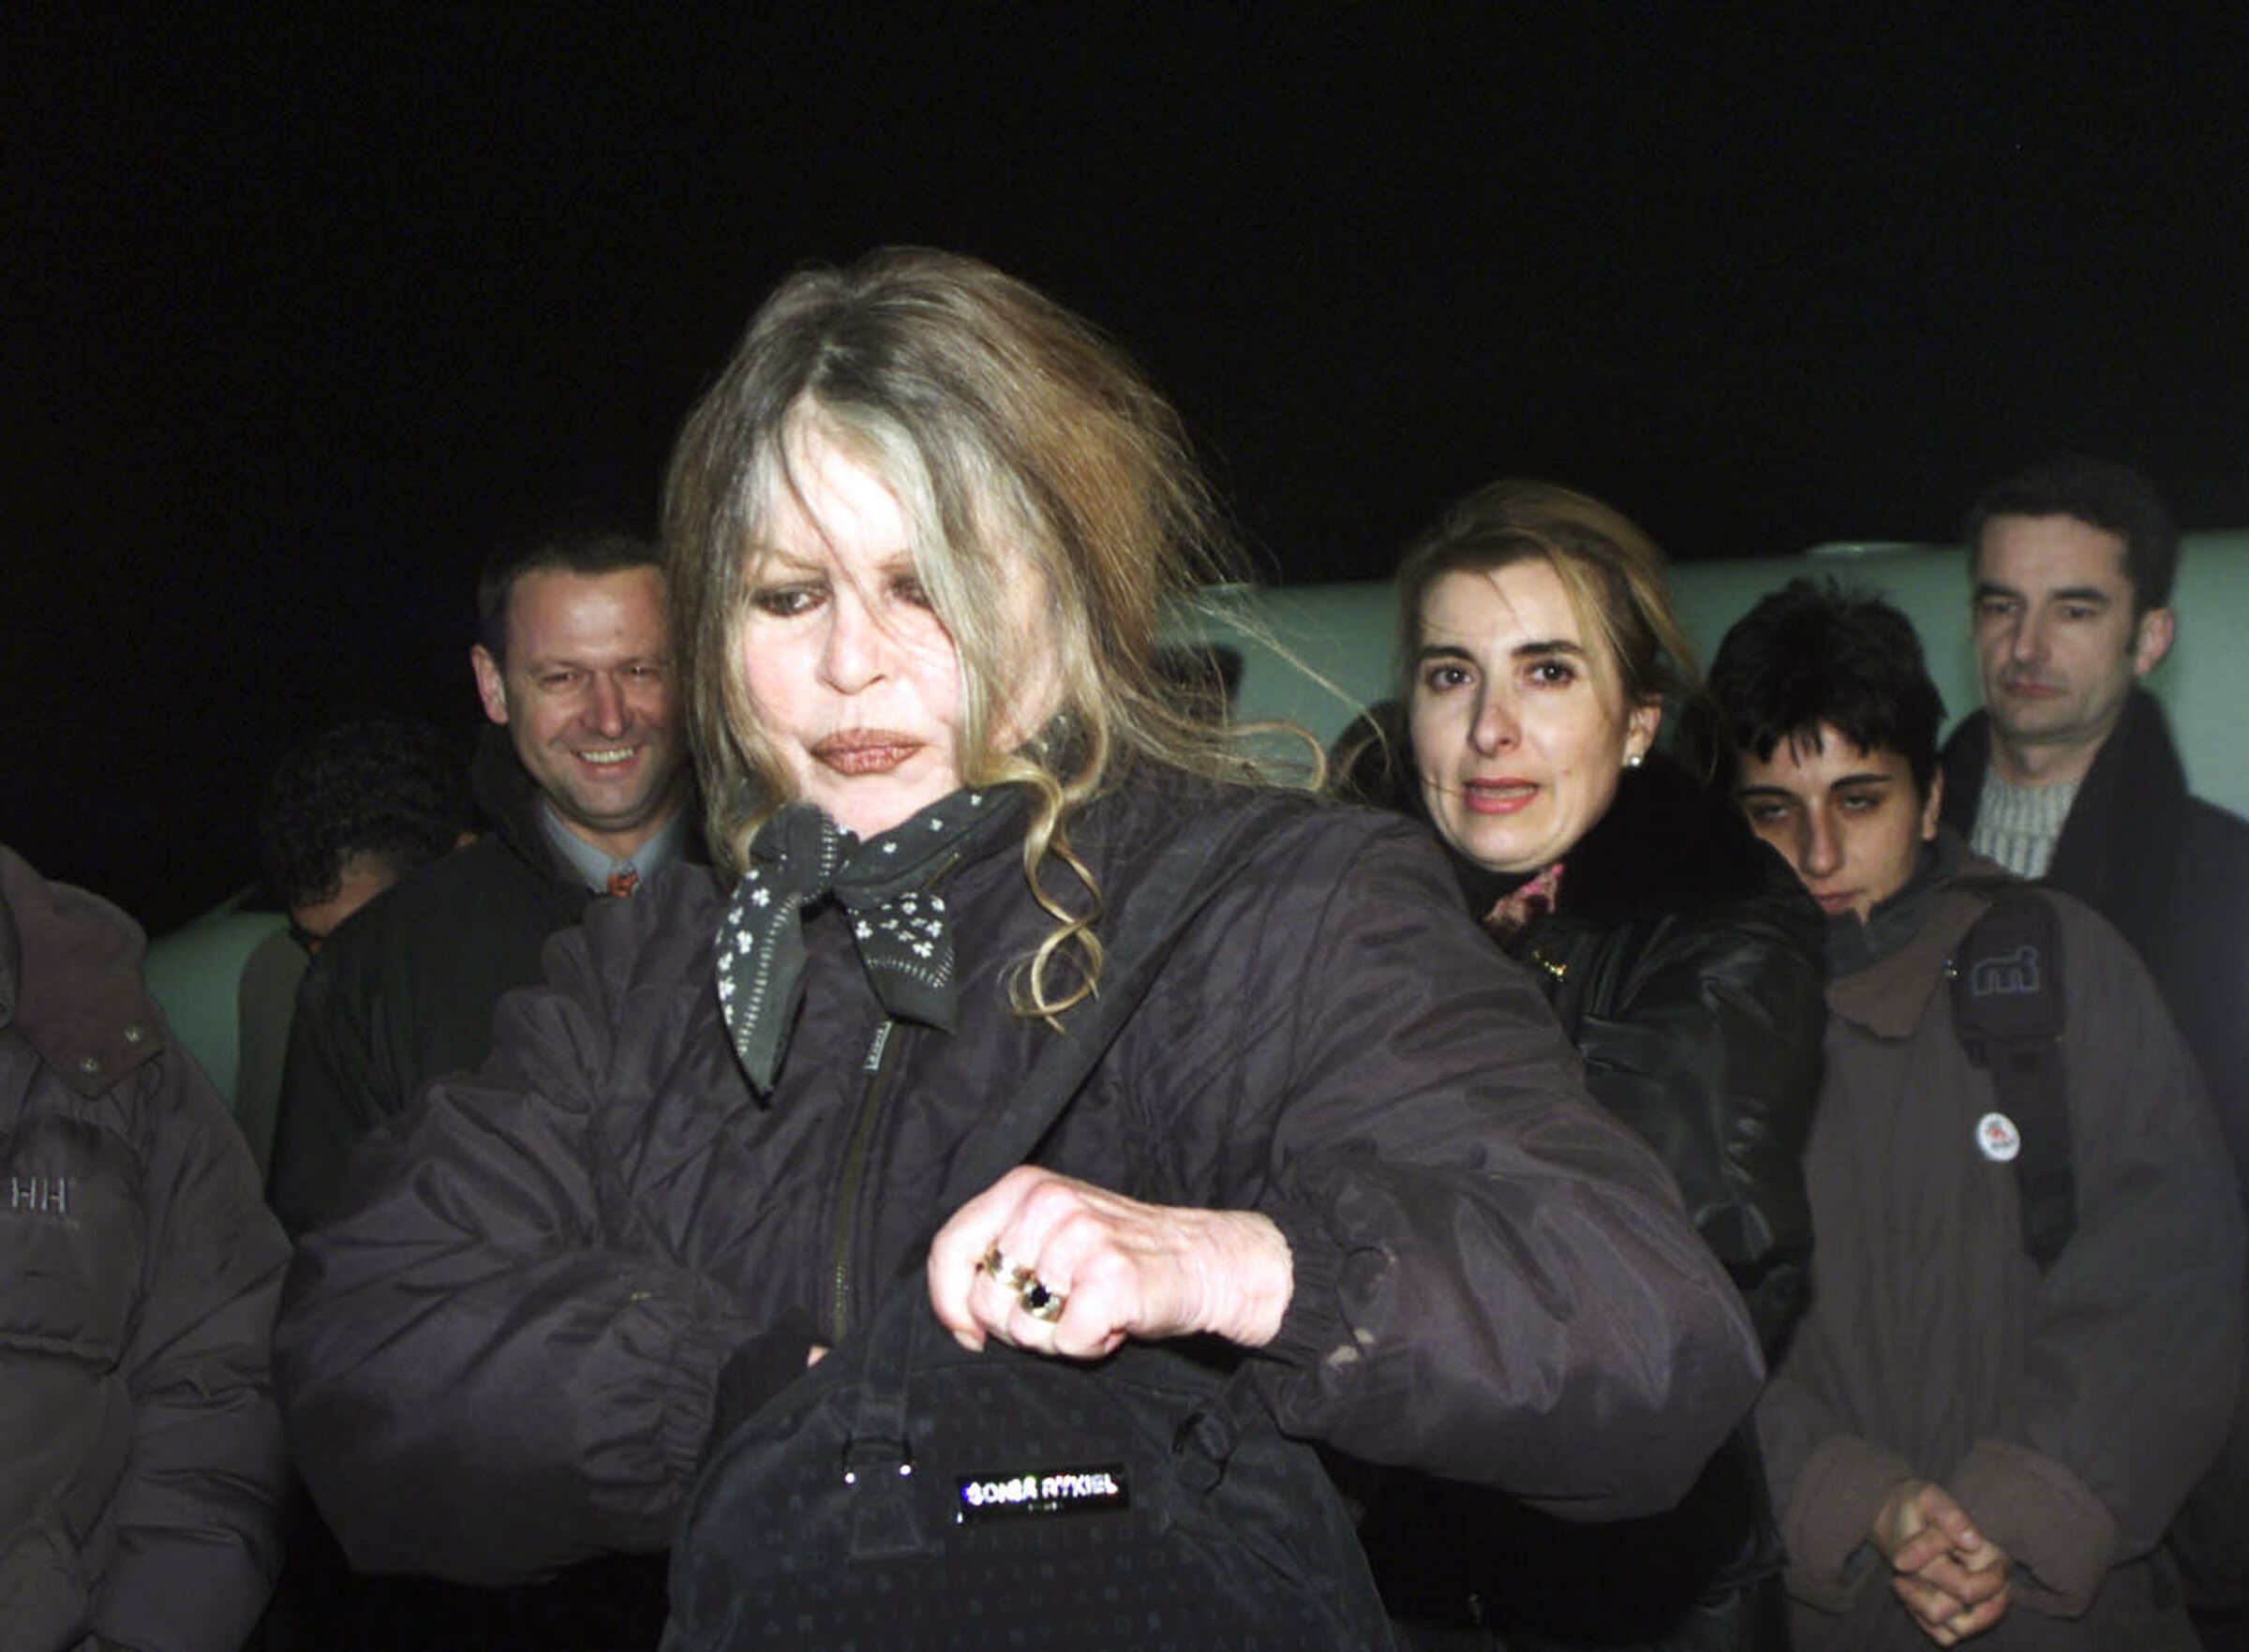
left=1969, top=944, right=2042, bottom=998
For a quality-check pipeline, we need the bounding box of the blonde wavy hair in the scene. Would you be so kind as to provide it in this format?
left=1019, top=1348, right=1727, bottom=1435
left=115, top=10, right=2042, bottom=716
left=663, top=247, right=1269, bottom=1016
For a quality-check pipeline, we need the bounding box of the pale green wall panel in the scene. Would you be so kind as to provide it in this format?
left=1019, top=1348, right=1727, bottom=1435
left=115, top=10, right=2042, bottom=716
left=1185, top=530, right=2249, bottom=819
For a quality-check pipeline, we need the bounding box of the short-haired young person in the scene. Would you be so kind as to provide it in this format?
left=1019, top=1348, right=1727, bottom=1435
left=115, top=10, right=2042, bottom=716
left=1709, top=579, right=2242, bottom=1650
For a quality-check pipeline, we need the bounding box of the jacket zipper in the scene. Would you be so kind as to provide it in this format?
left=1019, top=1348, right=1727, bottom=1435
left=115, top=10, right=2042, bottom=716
left=827, top=1017, right=901, bottom=1345
left=824, top=851, right=964, bottom=1345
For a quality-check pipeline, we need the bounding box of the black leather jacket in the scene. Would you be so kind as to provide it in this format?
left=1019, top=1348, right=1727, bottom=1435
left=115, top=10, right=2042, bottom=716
left=1492, top=756, right=1822, bottom=1354
left=1351, top=743, right=1825, bottom=1651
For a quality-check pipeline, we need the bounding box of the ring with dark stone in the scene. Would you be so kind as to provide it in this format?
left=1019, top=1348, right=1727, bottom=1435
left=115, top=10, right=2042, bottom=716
left=1020, top=1278, right=1065, bottom=1322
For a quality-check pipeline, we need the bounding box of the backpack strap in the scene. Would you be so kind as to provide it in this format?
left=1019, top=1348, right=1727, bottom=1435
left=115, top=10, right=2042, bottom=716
left=1950, top=887, right=2074, bottom=1271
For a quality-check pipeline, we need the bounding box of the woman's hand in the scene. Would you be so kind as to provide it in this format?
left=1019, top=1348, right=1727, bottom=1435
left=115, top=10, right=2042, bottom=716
left=927, top=1167, right=1293, bottom=1360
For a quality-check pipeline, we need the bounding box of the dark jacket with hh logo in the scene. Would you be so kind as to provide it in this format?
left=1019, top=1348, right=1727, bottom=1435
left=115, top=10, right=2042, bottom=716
left=0, top=843, right=290, bottom=1652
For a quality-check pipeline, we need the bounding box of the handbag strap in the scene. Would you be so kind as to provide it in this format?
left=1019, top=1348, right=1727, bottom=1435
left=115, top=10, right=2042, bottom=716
left=843, top=790, right=1303, bottom=1486
left=933, top=787, right=1304, bottom=1211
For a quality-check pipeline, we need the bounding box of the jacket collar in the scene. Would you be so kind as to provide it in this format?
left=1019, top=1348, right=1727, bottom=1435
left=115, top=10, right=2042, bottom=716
left=469, top=723, right=711, bottom=886
left=470, top=724, right=581, bottom=885
left=1825, top=833, right=2018, bottom=1041
left=1940, top=685, right=2186, bottom=931
left=1540, top=752, right=1793, bottom=926
left=0, top=844, right=167, bottom=1102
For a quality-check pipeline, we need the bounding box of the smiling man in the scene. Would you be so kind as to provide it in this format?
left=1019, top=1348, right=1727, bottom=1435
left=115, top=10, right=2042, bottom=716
left=469, top=555, right=689, bottom=871
left=271, top=528, right=697, bottom=1233
left=1709, top=579, right=2241, bottom=1651
left=263, top=528, right=696, bottom=1647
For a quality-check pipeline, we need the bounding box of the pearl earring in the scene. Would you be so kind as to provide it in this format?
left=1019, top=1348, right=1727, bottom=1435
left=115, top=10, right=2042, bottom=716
left=1625, top=752, right=1645, bottom=769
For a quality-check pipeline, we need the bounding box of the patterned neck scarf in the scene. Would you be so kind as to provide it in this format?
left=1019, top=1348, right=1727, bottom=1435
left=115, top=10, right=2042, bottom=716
left=717, top=787, right=1020, bottom=1094
left=1481, top=860, right=1566, bottom=938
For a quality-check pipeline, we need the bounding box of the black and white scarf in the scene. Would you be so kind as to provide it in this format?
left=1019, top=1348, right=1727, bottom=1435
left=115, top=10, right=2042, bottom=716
left=717, top=788, right=1022, bottom=1094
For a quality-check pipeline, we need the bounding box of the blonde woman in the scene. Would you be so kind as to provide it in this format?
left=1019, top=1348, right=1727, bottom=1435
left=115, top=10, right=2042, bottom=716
left=275, top=255, right=1762, bottom=1636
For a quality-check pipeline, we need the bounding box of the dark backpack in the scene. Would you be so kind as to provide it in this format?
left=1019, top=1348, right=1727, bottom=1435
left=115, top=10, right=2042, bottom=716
left=1950, top=888, right=2074, bottom=1272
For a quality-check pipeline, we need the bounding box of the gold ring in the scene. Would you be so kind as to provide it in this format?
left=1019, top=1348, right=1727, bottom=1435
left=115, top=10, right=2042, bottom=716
left=980, top=1245, right=1035, bottom=1292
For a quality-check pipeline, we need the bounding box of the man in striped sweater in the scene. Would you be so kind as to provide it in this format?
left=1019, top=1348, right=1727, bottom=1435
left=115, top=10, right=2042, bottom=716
left=1938, top=456, right=2249, bottom=1641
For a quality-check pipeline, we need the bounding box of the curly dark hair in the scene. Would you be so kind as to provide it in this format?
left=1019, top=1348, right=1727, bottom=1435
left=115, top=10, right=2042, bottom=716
left=255, top=718, right=472, bottom=909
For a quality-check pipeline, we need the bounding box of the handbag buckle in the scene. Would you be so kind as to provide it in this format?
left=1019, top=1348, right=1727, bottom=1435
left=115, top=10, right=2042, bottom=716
left=841, top=1435, right=914, bottom=1487
left=842, top=1434, right=929, bottom=1560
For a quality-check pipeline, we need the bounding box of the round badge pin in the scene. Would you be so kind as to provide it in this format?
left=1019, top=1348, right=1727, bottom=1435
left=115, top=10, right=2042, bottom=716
left=1975, top=1110, right=2021, bottom=1163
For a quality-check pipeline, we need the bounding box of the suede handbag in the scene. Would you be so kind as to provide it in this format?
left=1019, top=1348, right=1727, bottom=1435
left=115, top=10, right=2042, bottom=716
left=661, top=795, right=1396, bottom=1651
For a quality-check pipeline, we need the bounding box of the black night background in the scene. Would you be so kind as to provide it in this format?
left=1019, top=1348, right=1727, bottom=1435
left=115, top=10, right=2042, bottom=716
left=7, top=7, right=2248, bottom=933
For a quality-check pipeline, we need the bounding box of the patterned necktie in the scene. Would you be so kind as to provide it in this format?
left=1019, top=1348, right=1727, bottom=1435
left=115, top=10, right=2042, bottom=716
left=716, top=788, right=1020, bottom=1094
left=606, top=867, right=640, bottom=899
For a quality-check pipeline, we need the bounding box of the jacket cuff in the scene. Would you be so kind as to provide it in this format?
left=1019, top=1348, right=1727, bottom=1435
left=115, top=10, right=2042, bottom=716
left=1950, top=1436, right=2120, bottom=1617
left=1780, top=1433, right=1914, bottom=1613
left=1255, top=1198, right=1350, bottom=1368
left=663, top=1309, right=763, bottom=1485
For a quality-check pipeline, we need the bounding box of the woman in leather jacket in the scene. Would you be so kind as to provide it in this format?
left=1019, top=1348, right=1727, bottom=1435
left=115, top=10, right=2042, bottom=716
left=1342, top=480, right=1826, bottom=1651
